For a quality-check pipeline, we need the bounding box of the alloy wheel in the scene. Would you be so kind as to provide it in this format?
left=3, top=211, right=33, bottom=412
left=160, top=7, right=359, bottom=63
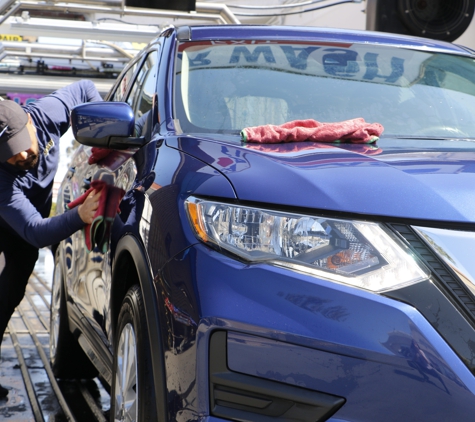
left=113, top=322, right=138, bottom=422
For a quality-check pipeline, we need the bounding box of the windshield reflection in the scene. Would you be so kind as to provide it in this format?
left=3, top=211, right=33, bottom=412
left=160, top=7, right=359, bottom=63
left=175, top=41, right=475, bottom=139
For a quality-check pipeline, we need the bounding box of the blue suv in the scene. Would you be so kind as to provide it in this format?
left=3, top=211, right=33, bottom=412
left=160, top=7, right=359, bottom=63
left=51, top=25, right=475, bottom=421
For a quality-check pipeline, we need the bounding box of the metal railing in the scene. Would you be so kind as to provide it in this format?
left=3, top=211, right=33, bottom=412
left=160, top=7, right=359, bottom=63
left=0, top=0, right=240, bottom=41
left=0, top=39, right=136, bottom=73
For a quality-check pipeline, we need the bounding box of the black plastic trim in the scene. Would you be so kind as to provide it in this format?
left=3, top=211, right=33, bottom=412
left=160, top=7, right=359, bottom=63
left=209, top=331, right=345, bottom=422
left=108, top=135, right=148, bottom=150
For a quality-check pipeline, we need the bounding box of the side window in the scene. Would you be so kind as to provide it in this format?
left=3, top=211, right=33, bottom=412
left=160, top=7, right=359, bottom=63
left=126, top=51, right=159, bottom=127
left=110, top=59, right=141, bottom=102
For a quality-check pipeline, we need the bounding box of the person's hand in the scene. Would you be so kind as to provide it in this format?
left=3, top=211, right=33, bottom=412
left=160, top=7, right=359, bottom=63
left=78, top=189, right=101, bottom=224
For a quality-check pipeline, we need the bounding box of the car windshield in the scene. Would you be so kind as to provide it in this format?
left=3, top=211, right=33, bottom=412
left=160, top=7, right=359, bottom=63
left=174, top=40, right=475, bottom=138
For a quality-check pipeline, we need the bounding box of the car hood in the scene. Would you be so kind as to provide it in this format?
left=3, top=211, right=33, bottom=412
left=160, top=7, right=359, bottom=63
left=169, top=135, right=475, bottom=224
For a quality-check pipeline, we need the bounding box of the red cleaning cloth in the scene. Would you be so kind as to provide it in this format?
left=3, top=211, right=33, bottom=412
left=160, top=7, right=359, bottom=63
left=241, top=118, right=384, bottom=144
left=88, top=147, right=113, bottom=165
left=67, top=180, right=125, bottom=253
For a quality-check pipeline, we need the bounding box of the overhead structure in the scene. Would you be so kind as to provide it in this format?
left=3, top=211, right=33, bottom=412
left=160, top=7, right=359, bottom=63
left=0, top=73, right=115, bottom=96
left=0, top=39, right=130, bottom=98
left=124, top=0, right=195, bottom=12
left=0, top=0, right=240, bottom=42
left=0, top=0, right=240, bottom=96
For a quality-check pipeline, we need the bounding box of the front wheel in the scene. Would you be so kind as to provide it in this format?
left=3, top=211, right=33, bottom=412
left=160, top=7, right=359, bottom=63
left=110, top=285, right=157, bottom=422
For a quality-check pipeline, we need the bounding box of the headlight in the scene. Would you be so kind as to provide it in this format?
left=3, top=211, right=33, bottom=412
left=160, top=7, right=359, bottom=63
left=185, top=197, right=429, bottom=292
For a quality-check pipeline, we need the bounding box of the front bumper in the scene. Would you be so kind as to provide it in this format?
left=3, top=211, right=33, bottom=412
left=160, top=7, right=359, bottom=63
left=160, top=239, right=475, bottom=421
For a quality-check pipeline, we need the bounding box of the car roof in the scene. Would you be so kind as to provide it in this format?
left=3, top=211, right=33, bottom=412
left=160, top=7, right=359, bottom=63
left=178, top=25, right=474, bottom=57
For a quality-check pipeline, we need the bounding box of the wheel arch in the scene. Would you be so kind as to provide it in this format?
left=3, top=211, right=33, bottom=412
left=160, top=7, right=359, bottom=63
left=111, top=234, right=168, bottom=420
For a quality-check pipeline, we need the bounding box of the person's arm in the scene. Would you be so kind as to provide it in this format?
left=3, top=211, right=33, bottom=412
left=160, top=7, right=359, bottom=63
left=0, top=184, right=100, bottom=249
left=52, top=79, right=103, bottom=107
left=24, top=79, right=103, bottom=138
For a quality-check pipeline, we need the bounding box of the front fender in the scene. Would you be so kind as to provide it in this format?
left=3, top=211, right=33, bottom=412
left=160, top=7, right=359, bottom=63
left=111, top=234, right=167, bottom=421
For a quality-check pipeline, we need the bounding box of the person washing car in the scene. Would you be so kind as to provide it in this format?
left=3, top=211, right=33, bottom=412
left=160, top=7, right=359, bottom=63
left=0, top=80, right=103, bottom=398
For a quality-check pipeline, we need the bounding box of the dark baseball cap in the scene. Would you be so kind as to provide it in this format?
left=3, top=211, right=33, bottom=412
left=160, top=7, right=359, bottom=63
left=0, top=100, right=30, bottom=162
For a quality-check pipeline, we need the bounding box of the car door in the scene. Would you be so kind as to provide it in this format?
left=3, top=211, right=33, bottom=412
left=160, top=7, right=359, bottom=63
left=63, top=48, right=160, bottom=349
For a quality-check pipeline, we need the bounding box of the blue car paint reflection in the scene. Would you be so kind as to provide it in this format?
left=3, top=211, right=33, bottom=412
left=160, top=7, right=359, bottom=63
left=71, top=101, right=135, bottom=146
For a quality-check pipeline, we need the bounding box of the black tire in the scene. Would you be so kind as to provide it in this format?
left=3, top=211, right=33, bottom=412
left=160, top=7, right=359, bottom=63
left=49, top=248, right=98, bottom=379
left=110, top=285, right=157, bottom=421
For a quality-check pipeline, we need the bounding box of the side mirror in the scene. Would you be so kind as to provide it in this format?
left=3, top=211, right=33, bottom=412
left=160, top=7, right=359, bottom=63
left=71, top=101, right=148, bottom=150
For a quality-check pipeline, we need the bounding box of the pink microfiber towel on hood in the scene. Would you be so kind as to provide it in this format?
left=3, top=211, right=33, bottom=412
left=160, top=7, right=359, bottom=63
left=241, top=118, right=384, bottom=144
left=67, top=180, right=125, bottom=253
